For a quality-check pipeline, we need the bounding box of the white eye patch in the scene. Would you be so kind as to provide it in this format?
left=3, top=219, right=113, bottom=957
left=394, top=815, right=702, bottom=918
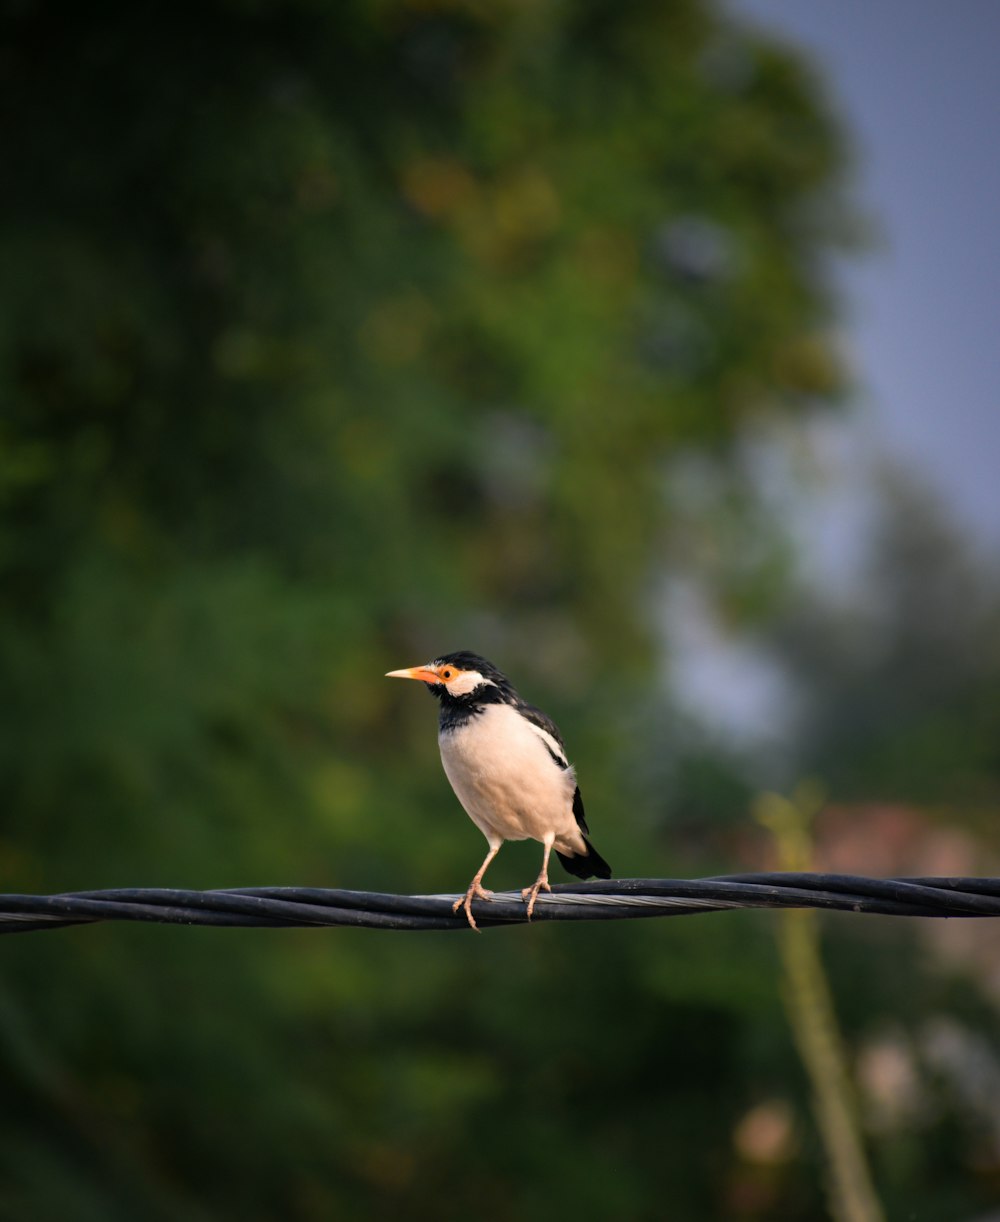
left=446, top=669, right=494, bottom=696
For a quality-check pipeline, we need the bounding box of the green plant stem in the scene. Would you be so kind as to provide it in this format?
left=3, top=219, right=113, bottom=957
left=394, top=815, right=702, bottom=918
left=757, top=788, right=885, bottom=1222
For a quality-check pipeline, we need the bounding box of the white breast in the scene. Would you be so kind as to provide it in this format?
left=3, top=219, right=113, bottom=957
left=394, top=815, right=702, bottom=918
left=438, top=703, right=584, bottom=851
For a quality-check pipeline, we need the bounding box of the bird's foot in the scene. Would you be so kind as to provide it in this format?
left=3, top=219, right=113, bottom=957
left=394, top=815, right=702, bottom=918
left=521, top=876, right=552, bottom=920
left=453, top=882, right=494, bottom=932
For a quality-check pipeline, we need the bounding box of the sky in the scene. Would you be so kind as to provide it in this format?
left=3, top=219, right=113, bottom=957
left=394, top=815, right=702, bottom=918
left=730, top=0, right=1000, bottom=550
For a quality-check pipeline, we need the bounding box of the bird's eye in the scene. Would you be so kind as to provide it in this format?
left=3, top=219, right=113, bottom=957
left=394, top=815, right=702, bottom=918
left=441, top=668, right=454, bottom=680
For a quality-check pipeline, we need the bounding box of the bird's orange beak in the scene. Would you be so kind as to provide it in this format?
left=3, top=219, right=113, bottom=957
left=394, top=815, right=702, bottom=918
left=385, top=664, right=442, bottom=685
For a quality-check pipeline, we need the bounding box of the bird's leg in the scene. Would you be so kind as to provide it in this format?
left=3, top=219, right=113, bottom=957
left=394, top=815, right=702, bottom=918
left=521, top=834, right=555, bottom=920
left=453, top=841, right=501, bottom=932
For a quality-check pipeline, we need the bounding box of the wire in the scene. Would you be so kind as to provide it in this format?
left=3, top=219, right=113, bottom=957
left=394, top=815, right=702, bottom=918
left=2, top=874, right=1000, bottom=934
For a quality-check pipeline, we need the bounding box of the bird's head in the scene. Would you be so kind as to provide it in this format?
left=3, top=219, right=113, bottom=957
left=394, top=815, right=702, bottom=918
left=385, top=651, right=512, bottom=704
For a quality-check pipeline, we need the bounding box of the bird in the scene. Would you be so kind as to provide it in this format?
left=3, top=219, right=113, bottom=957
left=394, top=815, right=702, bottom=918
left=385, top=650, right=611, bottom=930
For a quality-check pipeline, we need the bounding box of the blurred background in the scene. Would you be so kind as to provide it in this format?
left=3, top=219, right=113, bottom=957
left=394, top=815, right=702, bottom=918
left=2, top=1, right=999, bottom=1218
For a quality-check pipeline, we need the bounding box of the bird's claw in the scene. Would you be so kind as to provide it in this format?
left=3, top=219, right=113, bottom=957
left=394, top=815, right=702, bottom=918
left=453, top=883, right=494, bottom=932
left=521, top=878, right=552, bottom=920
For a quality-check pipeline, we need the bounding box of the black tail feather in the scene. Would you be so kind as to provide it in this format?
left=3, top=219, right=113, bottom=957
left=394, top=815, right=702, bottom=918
left=556, top=840, right=612, bottom=881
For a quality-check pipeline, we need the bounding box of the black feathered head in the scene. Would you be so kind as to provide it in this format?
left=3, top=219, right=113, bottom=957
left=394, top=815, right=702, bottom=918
left=385, top=651, right=515, bottom=703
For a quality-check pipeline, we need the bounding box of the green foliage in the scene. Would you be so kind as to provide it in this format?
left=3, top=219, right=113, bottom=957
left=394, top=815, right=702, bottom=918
left=0, top=1, right=889, bottom=1218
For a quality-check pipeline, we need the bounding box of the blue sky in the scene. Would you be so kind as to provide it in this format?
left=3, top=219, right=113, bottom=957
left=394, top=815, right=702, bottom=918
left=732, top=0, right=1000, bottom=548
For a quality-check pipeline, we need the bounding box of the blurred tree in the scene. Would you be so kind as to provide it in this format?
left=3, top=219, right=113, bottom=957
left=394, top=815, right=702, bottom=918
left=0, top=1, right=862, bottom=1218
left=766, top=470, right=1000, bottom=810
left=662, top=467, right=1000, bottom=1220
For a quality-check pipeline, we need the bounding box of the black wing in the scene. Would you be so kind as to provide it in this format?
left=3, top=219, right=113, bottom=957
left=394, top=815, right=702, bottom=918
left=572, top=785, right=590, bottom=835
left=516, top=700, right=569, bottom=768
left=517, top=699, right=589, bottom=835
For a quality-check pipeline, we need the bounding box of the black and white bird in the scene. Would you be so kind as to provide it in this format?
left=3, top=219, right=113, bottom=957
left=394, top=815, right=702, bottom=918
left=386, top=651, right=611, bottom=930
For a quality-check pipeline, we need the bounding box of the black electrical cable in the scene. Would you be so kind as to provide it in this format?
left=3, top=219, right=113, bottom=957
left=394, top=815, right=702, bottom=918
left=2, top=874, right=1000, bottom=934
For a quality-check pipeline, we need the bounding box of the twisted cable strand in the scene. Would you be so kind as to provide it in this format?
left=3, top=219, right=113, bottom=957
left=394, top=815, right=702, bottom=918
left=1, top=873, right=999, bottom=934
